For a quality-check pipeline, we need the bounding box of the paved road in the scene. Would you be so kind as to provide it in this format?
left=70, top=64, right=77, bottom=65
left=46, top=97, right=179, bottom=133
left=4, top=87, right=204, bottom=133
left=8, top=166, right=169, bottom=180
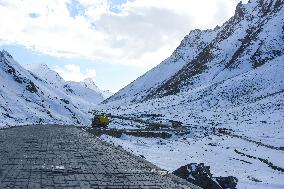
left=0, top=125, right=198, bottom=189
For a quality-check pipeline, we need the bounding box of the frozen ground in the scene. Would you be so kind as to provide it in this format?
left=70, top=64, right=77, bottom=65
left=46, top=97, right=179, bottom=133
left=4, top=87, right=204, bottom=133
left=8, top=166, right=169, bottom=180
left=98, top=57, right=284, bottom=188
left=100, top=118, right=284, bottom=189
left=97, top=56, right=284, bottom=188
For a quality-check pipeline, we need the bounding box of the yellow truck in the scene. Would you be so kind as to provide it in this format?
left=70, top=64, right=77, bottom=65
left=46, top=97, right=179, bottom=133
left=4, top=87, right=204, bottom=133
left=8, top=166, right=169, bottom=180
left=91, top=115, right=109, bottom=128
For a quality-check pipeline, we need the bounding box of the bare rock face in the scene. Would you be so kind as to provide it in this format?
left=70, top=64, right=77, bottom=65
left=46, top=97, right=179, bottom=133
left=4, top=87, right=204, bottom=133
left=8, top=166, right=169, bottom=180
left=234, top=2, right=245, bottom=19
left=173, top=163, right=238, bottom=189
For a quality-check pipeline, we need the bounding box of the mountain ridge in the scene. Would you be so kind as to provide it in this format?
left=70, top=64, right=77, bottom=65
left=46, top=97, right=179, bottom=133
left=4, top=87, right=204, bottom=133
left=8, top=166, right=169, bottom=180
left=0, top=51, right=110, bottom=126
left=96, top=1, right=284, bottom=188
left=103, top=0, right=284, bottom=105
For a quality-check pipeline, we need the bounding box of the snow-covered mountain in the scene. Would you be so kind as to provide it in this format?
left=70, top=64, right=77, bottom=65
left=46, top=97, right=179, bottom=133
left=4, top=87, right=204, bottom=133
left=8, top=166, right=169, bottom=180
left=26, top=64, right=113, bottom=99
left=0, top=51, right=109, bottom=127
left=25, top=63, right=64, bottom=88
left=80, top=78, right=113, bottom=99
left=99, top=0, right=284, bottom=188
left=104, top=0, right=283, bottom=105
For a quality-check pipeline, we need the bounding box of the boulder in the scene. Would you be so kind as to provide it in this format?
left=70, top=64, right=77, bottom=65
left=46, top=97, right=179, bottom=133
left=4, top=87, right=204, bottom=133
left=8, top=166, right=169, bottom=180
left=173, top=163, right=238, bottom=189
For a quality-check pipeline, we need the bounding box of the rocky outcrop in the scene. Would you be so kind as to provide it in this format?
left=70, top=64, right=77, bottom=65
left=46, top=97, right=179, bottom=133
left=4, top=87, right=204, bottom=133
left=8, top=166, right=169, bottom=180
left=173, top=163, right=238, bottom=189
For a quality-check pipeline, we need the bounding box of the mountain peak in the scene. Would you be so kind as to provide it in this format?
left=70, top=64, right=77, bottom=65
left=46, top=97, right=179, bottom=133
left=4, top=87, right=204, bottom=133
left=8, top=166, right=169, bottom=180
left=25, top=63, right=65, bottom=86
left=38, top=63, right=49, bottom=69
left=81, top=78, right=99, bottom=91
left=104, top=0, right=284, bottom=104
left=83, top=77, right=96, bottom=84
left=234, top=1, right=245, bottom=18
left=81, top=78, right=113, bottom=98
left=0, top=49, right=13, bottom=59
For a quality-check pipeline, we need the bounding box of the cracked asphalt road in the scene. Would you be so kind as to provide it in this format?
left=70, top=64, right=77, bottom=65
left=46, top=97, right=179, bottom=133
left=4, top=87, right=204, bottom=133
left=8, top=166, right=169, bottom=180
left=0, top=125, right=197, bottom=189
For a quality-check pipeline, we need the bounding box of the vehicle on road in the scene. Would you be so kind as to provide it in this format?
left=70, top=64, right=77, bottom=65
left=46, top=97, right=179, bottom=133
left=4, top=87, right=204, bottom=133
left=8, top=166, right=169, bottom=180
left=91, top=115, right=109, bottom=128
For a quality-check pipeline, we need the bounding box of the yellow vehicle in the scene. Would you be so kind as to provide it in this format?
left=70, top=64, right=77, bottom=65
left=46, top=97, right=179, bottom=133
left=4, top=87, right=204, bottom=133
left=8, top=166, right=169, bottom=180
left=91, top=115, right=109, bottom=128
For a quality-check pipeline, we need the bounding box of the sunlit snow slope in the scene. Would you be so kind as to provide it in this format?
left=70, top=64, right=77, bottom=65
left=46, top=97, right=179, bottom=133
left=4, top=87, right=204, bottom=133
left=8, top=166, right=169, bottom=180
left=0, top=51, right=109, bottom=127
left=99, top=0, right=284, bottom=188
left=104, top=0, right=284, bottom=106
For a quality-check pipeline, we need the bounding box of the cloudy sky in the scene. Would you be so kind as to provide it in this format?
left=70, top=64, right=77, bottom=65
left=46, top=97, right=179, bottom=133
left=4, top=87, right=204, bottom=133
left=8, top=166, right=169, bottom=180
left=0, top=0, right=247, bottom=92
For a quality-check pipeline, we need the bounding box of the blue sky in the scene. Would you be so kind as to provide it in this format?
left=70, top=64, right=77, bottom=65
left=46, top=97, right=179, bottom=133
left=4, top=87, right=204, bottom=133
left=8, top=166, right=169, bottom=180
left=0, top=0, right=245, bottom=92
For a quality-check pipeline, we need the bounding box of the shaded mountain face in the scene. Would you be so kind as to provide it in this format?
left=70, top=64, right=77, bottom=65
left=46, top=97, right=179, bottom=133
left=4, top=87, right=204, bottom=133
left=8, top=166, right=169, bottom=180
left=0, top=51, right=108, bottom=126
left=104, top=0, right=284, bottom=105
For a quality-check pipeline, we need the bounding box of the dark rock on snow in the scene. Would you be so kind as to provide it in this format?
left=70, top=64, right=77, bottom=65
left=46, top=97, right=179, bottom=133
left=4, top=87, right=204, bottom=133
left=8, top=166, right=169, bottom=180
left=173, top=163, right=238, bottom=189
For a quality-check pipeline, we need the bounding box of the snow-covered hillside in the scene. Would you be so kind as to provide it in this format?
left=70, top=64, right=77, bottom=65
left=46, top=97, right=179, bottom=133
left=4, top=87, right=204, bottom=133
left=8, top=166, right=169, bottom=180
left=99, top=0, right=284, bottom=188
left=104, top=0, right=284, bottom=105
left=25, top=64, right=64, bottom=88
left=26, top=64, right=113, bottom=100
left=0, top=51, right=109, bottom=127
left=80, top=78, right=113, bottom=99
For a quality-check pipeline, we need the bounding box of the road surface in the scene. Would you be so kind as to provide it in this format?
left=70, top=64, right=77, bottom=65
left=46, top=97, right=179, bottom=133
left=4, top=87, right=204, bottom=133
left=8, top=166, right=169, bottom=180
left=0, top=125, right=198, bottom=189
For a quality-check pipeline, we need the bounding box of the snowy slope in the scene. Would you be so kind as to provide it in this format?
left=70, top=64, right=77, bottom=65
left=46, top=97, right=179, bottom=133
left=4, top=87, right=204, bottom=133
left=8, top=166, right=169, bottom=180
left=80, top=78, right=113, bottom=99
left=0, top=51, right=108, bottom=127
left=26, top=65, right=113, bottom=99
left=98, top=0, right=284, bottom=188
left=103, top=29, right=218, bottom=103
left=25, top=64, right=64, bottom=88
left=104, top=0, right=284, bottom=105
left=26, top=63, right=111, bottom=105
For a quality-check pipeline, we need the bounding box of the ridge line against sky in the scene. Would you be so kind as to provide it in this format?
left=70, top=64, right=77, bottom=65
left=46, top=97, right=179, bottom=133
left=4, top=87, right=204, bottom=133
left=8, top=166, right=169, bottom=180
left=0, top=0, right=248, bottom=92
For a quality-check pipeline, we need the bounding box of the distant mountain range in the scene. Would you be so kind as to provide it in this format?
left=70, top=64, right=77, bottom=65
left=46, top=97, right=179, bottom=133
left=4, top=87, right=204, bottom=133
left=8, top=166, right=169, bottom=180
left=1, top=0, right=283, bottom=130
left=1, top=1, right=283, bottom=187
left=0, top=50, right=112, bottom=127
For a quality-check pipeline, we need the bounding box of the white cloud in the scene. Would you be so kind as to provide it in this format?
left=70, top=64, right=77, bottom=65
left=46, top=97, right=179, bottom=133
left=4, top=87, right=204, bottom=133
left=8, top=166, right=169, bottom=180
left=54, top=64, right=96, bottom=82
left=0, top=0, right=247, bottom=68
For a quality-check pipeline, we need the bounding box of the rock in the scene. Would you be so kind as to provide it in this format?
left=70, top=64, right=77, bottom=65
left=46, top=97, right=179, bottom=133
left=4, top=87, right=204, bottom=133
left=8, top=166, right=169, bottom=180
left=169, top=120, right=183, bottom=128
left=234, top=2, right=245, bottom=19
left=173, top=163, right=238, bottom=189
left=216, top=176, right=238, bottom=189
